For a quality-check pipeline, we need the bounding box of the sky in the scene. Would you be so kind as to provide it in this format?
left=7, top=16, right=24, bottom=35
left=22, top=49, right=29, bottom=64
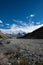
left=0, top=0, right=43, bottom=34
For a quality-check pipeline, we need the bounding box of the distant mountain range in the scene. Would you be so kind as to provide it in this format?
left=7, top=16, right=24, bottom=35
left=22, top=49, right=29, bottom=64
left=20, top=26, right=43, bottom=39
left=0, top=26, right=43, bottom=39
left=5, top=32, right=26, bottom=38
left=0, top=31, right=25, bottom=39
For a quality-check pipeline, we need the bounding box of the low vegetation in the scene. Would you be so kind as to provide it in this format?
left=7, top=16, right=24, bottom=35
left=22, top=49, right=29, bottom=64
left=0, top=39, right=43, bottom=65
left=6, top=40, right=10, bottom=44
left=0, top=49, right=43, bottom=65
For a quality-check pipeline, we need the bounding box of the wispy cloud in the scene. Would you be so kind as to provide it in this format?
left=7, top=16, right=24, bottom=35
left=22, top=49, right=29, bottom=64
left=13, top=19, right=23, bottom=24
left=0, top=20, right=4, bottom=27
left=0, top=20, right=3, bottom=23
left=36, top=22, right=40, bottom=25
left=5, top=23, right=11, bottom=29
left=0, top=16, right=43, bottom=34
left=6, top=24, right=10, bottom=26
left=26, top=14, right=35, bottom=19
left=1, top=23, right=43, bottom=34
left=13, top=19, right=28, bottom=26
left=10, top=23, right=43, bottom=33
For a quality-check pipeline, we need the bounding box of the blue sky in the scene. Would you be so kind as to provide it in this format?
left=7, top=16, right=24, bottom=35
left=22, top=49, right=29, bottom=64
left=0, top=0, right=43, bottom=34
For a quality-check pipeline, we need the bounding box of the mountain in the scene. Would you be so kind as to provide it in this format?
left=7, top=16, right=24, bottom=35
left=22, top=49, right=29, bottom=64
left=20, top=26, right=43, bottom=39
left=6, top=32, right=26, bottom=38
left=16, top=32, right=26, bottom=38
left=0, top=31, right=8, bottom=39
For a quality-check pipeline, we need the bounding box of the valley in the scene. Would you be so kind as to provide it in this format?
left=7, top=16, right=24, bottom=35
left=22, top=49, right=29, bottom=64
left=0, top=39, right=43, bottom=65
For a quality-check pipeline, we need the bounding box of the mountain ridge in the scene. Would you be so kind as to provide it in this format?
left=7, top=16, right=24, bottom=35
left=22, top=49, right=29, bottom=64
left=20, top=26, right=43, bottom=39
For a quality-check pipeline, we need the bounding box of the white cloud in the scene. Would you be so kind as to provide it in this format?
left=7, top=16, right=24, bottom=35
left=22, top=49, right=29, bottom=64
left=0, top=19, right=43, bottom=34
left=0, top=20, right=3, bottom=23
left=32, top=21, right=34, bottom=24
left=1, top=23, right=43, bottom=34
left=30, top=21, right=34, bottom=25
left=6, top=24, right=10, bottom=26
left=26, top=14, right=35, bottom=19
left=13, top=19, right=23, bottom=24
left=10, top=24, right=43, bottom=33
left=13, top=19, right=19, bottom=23
left=30, top=14, right=35, bottom=17
left=36, top=22, right=40, bottom=25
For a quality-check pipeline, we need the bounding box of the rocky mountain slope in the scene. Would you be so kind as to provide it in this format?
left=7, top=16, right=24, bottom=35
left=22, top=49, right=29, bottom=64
left=21, top=26, right=43, bottom=39
left=0, top=31, right=8, bottom=39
